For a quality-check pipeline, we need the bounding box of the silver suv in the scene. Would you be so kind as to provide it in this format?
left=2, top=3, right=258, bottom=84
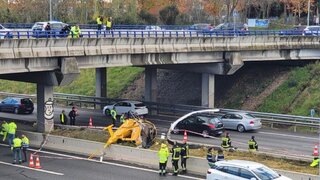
left=0, top=24, right=13, bottom=39
left=31, top=21, right=69, bottom=38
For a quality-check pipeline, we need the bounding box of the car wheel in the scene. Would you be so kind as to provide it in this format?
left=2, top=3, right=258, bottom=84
left=237, top=125, right=245, bottom=132
left=14, top=108, right=19, bottom=114
left=105, top=109, right=110, bottom=116
left=202, top=130, right=209, bottom=138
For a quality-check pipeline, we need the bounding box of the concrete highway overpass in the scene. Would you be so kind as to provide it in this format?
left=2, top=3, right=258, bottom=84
left=0, top=36, right=319, bottom=132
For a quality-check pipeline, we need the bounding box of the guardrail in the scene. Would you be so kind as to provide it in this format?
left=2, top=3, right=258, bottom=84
left=1, top=29, right=317, bottom=39
left=0, top=91, right=319, bottom=131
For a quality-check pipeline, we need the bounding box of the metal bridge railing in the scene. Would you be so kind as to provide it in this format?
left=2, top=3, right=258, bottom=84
left=0, top=91, right=319, bottom=130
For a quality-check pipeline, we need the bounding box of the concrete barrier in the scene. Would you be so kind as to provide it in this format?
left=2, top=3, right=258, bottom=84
left=20, top=131, right=319, bottom=180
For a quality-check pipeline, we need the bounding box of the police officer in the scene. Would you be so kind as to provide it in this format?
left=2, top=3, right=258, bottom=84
left=96, top=16, right=103, bottom=31
left=7, top=121, right=17, bottom=148
left=120, top=113, right=126, bottom=125
left=180, top=141, right=189, bottom=173
left=207, top=147, right=215, bottom=168
left=310, top=157, right=319, bottom=167
left=248, top=136, right=258, bottom=152
left=110, top=109, right=117, bottom=126
left=158, top=143, right=170, bottom=176
left=171, top=141, right=181, bottom=176
left=12, top=136, right=22, bottom=164
left=221, top=132, right=232, bottom=149
left=106, top=17, right=113, bottom=32
left=69, top=25, right=81, bottom=38
left=21, top=134, right=29, bottom=163
left=60, top=110, right=68, bottom=125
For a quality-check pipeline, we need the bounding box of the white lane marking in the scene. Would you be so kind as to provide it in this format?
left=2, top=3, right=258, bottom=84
left=0, top=144, right=203, bottom=179
left=258, top=131, right=319, bottom=140
left=0, top=161, right=64, bottom=176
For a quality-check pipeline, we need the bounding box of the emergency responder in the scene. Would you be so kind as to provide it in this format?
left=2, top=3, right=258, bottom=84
left=69, top=107, right=78, bottom=126
left=180, top=141, right=189, bottom=173
left=21, top=134, right=29, bottom=163
left=221, top=132, right=232, bottom=149
left=7, top=121, right=17, bottom=148
left=110, top=109, right=117, bottom=126
left=97, top=16, right=103, bottom=31
left=1, top=120, right=8, bottom=142
left=69, top=25, right=81, bottom=38
left=248, top=136, right=258, bottom=152
left=310, top=157, right=319, bottom=167
left=106, top=17, right=113, bottom=32
left=158, top=143, right=170, bottom=176
left=216, top=148, right=224, bottom=161
left=60, top=110, right=68, bottom=125
left=171, top=141, right=181, bottom=176
left=207, top=147, right=215, bottom=168
left=120, top=113, right=126, bottom=125
left=12, top=136, right=22, bottom=164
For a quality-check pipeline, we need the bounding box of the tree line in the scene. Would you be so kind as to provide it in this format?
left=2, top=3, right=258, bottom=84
left=0, top=0, right=318, bottom=26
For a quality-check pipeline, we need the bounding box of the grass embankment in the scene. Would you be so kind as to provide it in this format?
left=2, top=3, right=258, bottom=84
left=258, top=62, right=320, bottom=116
left=0, top=67, right=144, bottom=98
left=51, top=128, right=319, bottom=175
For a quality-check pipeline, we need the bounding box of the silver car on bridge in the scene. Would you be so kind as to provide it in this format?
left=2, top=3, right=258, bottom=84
left=219, top=112, right=262, bottom=132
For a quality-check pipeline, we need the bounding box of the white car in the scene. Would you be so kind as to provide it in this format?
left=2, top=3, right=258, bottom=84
left=0, top=24, right=13, bottom=39
left=207, top=160, right=291, bottom=180
left=103, top=101, right=148, bottom=116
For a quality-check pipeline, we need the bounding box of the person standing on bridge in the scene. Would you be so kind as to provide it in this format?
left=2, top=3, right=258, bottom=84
left=60, top=110, right=68, bottom=125
left=248, top=136, right=258, bottom=152
left=97, top=16, right=103, bottom=32
left=21, top=134, right=29, bottom=163
left=69, top=107, right=78, bottom=126
left=7, top=121, right=17, bottom=148
left=106, top=17, right=113, bottom=33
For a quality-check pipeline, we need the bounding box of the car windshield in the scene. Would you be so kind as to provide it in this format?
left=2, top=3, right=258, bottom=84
left=208, top=117, right=220, bottom=124
left=134, top=103, right=145, bottom=107
left=245, top=113, right=256, bottom=118
left=252, top=166, right=280, bottom=180
left=33, top=23, right=44, bottom=29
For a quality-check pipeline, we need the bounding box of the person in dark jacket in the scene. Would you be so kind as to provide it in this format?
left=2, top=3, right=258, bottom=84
left=180, top=141, right=189, bottom=173
left=68, top=107, right=77, bottom=125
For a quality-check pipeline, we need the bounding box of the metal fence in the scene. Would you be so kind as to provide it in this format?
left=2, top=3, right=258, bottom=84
left=0, top=92, right=318, bottom=131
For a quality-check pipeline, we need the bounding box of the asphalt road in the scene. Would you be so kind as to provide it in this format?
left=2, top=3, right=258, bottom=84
left=0, top=106, right=318, bottom=160
left=0, top=145, right=204, bottom=180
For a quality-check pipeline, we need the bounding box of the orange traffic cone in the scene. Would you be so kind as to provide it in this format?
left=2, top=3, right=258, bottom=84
left=34, top=156, right=42, bottom=169
left=183, top=130, right=188, bottom=143
left=313, top=144, right=319, bottom=156
left=88, top=117, right=93, bottom=127
left=28, top=154, right=34, bottom=168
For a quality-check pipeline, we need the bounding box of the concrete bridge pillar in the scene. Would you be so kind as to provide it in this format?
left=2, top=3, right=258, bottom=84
left=37, top=84, right=54, bottom=133
left=95, top=68, right=107, bottom=109
left=144, top=67, right=157, bottom=102
left=201, top=73, right=215, bottom=108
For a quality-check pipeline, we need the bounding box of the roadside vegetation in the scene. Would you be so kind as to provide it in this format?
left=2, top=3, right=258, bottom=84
left=50, top=128, right=318, bottom=175
left=0, top=67, right=144, bottom=98
left=258, top=62, right=320, bottom=116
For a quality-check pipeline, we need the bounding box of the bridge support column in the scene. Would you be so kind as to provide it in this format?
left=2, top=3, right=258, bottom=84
left=201, top=73, right=215, bottom=108
left=144, top=67, right=157, bottom=102
left=95, top=68, right=107, bottom=109
left=37, top=84, right=54, bottom=133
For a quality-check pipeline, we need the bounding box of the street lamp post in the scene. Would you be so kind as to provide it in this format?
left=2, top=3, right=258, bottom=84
left=307, top=0, right=311, bottom=26
left=49, top=0, right=52, bottom=21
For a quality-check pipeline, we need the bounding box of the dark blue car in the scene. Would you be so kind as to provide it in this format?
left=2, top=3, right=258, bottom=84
left=0, top=97, right=34, bottom=114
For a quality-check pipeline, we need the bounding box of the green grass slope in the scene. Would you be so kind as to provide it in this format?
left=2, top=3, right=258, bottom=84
left=258, top=62, right=320, bottom=116
left=0, top=67, right=144, bottom=98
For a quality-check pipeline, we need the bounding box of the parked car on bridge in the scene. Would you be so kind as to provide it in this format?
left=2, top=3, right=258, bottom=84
left=189, top=23, right=214, bottom=32
left=303, top=25, right=320, bottom=36
left=219, top=112, right=261, bottom=132
left=103, top=101, right=148, bottom=117
left=0, top=97, right=34, bottom=114
left=206, top=160, right=291, bottom=180
left=0, top=24, right=13, bottom=39
left=214, top=22, right=248, bottom=31
left=279, top=25, right=306, bottom=36
left=31, top=21, right=70, bottom=38
left=145, top=25, right=162, bottom=31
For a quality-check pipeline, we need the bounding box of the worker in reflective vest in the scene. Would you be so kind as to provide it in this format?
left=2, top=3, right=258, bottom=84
left=21, top=134, right=29, bottom=162
left=180, top=141, right=189, bottom=173
left=7, top=122, right=17, bottom=148
left=106, top=17, right=113, bottom=31
left=110, top=109, right=117, bottom=126
left=171, top=141, right=181, bottom=176
left=120, top=113, right=126, bottom=124
left=310, top=157, right=319, bottom=167
left=248, top=136, right=258, bottom=152
left=68, top=25, right=81, bottom=38
left=221, top=133, right=231, bottom=149
left=1, top=121, right=8, bottom=141
left=60, top=110, right=68, bottom=125
left=12, top=137, right=22, bottom=164
left=158, top=143, right=170, bottom=176
left=96, top=16, right=103, bottom=31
